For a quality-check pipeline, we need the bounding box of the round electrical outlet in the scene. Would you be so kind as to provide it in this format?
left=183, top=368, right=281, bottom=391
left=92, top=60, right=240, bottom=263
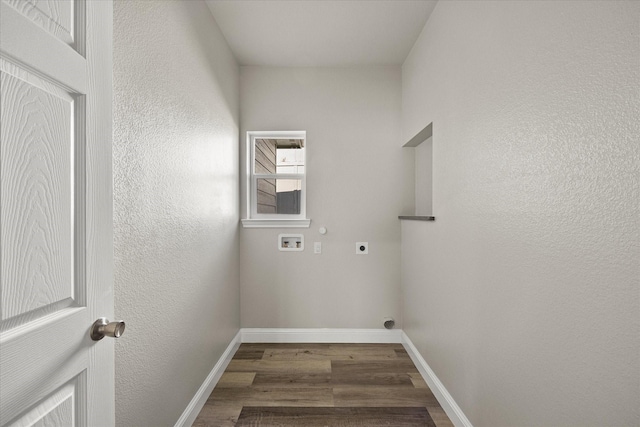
left=356, top=242, right=368, bottom=254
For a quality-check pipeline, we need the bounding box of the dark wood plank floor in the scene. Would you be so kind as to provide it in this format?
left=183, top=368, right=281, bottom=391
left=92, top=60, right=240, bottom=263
left=193, top=343, right=454, bottom=427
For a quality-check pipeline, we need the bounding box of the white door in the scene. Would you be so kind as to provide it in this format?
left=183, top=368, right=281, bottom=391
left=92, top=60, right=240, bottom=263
left=0, top=0, right=114, bottom=425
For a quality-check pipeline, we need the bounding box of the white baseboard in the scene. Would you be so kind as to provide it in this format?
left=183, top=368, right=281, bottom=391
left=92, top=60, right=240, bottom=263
left=240, top=328, right=403, bottom=343
left=401, top=331, right=473, bottom=427
left=174, top=330, right=241, bottom=427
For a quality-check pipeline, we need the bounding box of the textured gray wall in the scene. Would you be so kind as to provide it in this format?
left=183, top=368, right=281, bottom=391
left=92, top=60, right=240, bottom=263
left=240, top=67, right=409, bottom=329
left=113, top=2, right=240, bottom=425
left=401, top=1, right=640, bottom=426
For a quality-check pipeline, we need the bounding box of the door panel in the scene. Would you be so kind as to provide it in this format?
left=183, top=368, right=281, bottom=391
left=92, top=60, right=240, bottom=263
left=0, top=0, right=113, bottom=425
left=0, top=3, right=86, bottom=94
left=1, top=308, right=87, bottom=423
left=4, top=0, right=75, bottom=46
left=1, top=68, right=75, bottom=324
left=11, top=376, right=85, bottom=427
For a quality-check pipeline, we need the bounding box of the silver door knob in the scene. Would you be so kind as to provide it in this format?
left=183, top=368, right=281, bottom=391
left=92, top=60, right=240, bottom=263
left=90, top=318, right=125, bottom=341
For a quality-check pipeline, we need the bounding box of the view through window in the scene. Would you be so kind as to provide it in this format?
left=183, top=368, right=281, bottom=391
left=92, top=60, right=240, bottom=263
left=249, top=132, right=306, bottom=219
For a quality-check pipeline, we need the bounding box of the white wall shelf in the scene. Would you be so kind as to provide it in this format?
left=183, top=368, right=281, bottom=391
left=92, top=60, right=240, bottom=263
left=398, top=216, right=435, bottom=221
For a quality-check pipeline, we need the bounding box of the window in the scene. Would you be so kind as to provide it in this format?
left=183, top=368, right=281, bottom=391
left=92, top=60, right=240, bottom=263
left=242, top=131, right=310, bottom=228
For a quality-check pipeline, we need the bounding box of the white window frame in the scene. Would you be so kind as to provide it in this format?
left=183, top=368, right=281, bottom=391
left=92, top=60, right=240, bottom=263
left=242, top=131, right=310, bottom=228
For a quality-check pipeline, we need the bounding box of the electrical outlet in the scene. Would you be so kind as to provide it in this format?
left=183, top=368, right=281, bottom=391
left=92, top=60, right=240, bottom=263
left=356, top=242, right=368, bottom=254
left=314, top=242, right=322, bottom=254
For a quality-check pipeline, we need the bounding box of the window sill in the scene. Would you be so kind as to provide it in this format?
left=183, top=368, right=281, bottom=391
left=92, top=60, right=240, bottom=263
left=241, top=218, right=311, bottom=229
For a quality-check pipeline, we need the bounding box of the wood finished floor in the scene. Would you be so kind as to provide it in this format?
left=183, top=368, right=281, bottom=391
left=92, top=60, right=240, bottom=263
left=193, top=343, right=454, bottom=427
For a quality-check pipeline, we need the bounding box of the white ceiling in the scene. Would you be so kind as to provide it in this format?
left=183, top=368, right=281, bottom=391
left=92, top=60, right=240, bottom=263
left=205, top=0, right=438, bottom=67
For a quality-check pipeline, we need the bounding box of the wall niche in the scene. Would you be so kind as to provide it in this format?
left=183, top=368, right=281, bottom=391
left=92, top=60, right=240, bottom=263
left=399, top=122, right=434, bottom=221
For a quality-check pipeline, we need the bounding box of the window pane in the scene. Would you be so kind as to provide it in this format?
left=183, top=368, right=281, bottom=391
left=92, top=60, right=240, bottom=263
left=257, top=179, right=301, bottom=215
left=254, top=138, right=277, bottom=174
left=276, top=146, right=304, bottom=176
left=254, top=138, right=304, bottom=175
